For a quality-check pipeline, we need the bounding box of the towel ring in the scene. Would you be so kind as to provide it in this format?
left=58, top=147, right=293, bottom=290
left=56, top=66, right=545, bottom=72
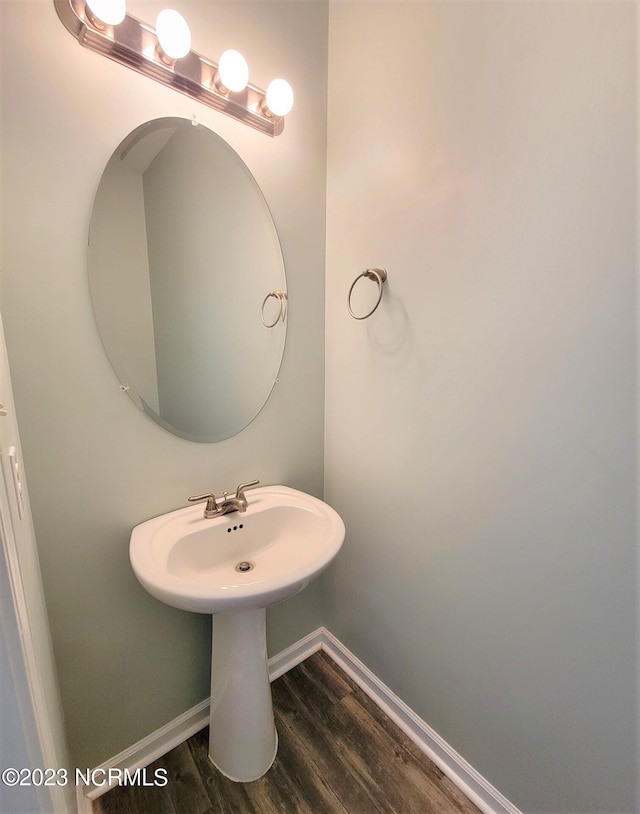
left=348, top=268, right=387, bottom=320
left=261, top=290, right=288, bottom=327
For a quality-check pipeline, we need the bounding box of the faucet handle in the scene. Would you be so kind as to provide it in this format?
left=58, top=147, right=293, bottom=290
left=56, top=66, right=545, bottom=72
left=235, top=480, right=260, bottom=501
left=188, top=492, right=217, bottom=503
left=188, top=493, right=219, bottom=517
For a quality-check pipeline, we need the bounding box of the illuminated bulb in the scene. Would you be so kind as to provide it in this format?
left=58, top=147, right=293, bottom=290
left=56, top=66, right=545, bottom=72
left=85, top=0, right=126, bottom=27
left=265, top=78, right=294, bottom=117
left=155, top=9, right=191, bottom=61
left=217, top=50, right=249, bottom=93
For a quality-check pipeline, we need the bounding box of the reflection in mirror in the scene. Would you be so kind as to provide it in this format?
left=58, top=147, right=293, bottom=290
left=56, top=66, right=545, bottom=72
left=88, top=118, right=287, bottom=442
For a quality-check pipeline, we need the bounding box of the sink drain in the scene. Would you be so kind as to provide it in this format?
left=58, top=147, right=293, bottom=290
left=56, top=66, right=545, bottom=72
left=235, top=561, right=255, bottom=573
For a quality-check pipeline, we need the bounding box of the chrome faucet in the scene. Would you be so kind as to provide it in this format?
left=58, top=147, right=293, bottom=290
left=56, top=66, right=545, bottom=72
left=188, top=480, right=259, bottom=518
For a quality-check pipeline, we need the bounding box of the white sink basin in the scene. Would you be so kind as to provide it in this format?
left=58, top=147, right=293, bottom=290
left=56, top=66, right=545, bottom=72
left=129, top=484, right=345, bottom=613
left=129, top=483, right=344, bottom=783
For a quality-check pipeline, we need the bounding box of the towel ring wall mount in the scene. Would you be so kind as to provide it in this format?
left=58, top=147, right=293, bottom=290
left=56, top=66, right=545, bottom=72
left=348, top=268, right=387, bottom=320
left=261, top=290, right=288, bottom=327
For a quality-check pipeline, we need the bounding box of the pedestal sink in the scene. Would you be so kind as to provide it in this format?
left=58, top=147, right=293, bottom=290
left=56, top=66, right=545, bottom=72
left=129, top=484, right=345, bottom=781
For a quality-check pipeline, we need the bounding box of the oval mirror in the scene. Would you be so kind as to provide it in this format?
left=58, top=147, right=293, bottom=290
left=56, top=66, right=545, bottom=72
left=88, top=117, right=287, bottom=442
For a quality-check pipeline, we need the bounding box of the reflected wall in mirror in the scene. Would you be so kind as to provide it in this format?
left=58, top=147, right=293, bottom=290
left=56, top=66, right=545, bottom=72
left=88, top=117, right=287, bottom=442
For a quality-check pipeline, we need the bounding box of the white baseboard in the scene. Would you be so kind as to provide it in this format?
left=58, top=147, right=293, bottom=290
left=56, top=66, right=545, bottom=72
left=77, top=626, right=520, bottom=814
left=78, top=699, right=209, bottom=805
left=267, top=625, right=324, bottom=679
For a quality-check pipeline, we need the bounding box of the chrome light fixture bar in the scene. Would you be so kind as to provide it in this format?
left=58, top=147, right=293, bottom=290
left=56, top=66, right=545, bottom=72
left=54, top=0, right=290, bottom=137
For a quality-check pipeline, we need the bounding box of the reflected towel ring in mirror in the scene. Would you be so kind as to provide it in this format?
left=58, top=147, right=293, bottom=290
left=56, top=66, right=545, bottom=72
left=348, top=268, right=387, bottom=320
left=261, top=290, right=288, bottom=327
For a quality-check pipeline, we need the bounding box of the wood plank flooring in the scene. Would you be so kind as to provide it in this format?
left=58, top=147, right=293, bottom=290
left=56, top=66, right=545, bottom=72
left=93, top=650, right=481, bottom=813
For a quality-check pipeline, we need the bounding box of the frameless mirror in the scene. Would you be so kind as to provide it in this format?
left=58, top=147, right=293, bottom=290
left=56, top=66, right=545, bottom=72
left=88, top=117, right=287, bottom=442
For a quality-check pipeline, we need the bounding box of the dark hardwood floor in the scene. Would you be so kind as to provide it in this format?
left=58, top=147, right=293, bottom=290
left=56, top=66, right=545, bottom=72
left=93, top=650, right=481, bottom=813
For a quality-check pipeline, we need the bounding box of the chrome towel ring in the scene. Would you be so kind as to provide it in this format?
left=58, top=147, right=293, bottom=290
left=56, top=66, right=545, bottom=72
left=348, top=268, right=387, bottom=320
left=261, top=290, right=288, bottom=327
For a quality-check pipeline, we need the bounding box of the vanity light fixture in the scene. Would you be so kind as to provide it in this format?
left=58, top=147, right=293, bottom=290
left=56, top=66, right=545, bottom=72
left=53, top=0, right=293, bottom=136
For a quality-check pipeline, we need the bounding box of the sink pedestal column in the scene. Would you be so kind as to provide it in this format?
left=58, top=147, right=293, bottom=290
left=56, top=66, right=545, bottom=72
left=209, top=607, right=277, bottom=782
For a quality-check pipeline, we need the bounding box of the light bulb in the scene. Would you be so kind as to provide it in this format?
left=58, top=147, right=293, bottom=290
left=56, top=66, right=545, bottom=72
left=156, top=9, right=191, bottom=61
left=265, top=78, right=294, bottom=117
left=85, top=0, right=126, bottom=27
left=217, top=50, right=249, bottom=93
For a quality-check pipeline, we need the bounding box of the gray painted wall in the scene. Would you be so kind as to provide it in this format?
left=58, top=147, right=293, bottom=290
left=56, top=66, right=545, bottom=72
left=325, top=3, right=636, bottom=813
left=0, top=0, right=328, bottom=769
